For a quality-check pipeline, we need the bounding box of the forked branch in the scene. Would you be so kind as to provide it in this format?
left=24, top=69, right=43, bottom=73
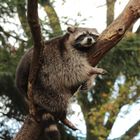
left=88, top=0, right=140, bottom=66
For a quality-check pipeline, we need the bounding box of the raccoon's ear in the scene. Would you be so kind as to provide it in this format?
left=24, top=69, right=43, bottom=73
left=67, top=26, right=76, bottom=33
left=92, top=28, right=100, bottom=37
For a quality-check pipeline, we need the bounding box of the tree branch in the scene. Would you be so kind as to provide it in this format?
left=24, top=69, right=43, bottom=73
left=0, top=25, right=26, bottom=42
left=40, top=0, right=62, bottom=37
left=16, top=0, right=31, bottom=40
left=88, top=0, right=140, bottom=66
left=106, top=0, right=116, bottom=26
left=13, top=0, right=45, bottom=139
left=121, top=120, right=140, bottom=139
left=27, top=0, right=44, bottom=115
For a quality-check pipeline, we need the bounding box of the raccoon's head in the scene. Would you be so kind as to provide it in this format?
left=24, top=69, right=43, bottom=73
left=66, top=26, right=99, bottom=52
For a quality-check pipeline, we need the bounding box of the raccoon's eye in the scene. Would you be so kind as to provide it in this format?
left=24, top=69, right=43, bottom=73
left=75, top=34, right=87, bottom=42
left=89, top=33, right=99, bottom=40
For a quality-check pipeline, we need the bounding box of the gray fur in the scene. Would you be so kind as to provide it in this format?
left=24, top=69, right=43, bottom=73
left=16, top=26, right=105, bottom=120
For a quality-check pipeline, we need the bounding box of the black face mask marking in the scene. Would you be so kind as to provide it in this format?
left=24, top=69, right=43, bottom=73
left=75, top=32, right=98, bottom=45
left=89, top=33, right=98, bottom=40
left=75, top=33, right=87, bottom=43
left=73, top=32, right=98, bottom=52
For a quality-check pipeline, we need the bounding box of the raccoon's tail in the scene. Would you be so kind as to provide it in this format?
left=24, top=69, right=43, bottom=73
left=42, top=113, right=61, bottom=140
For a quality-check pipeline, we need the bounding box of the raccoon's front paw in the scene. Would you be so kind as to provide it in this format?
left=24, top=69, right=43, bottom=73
left=89, top=67, right=107, bottom=75
left=98, top=68, right=108, bottom=75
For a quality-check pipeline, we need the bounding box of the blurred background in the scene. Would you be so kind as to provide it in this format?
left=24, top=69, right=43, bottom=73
left=0, top=0, right=140, bottom=139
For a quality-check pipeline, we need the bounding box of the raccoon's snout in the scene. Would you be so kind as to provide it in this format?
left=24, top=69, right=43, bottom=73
left=87, top=37, right=93, bottom=43
left=81, top=37, right=95, bottom=47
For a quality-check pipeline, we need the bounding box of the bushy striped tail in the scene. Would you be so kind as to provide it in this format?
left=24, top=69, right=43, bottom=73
left=42, top=113, right=61, bottom=140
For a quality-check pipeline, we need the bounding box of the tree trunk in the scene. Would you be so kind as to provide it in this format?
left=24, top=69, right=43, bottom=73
left=40, top=0, right=62, bottom=37
left=106, top=0, right=116, bottom=26
left=16, top=0, right=32, bottom=47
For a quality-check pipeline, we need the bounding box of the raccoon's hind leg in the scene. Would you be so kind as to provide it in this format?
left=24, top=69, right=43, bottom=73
left=33, top=87, right=63, bottom=114
left=33, top=90, right=78, bottom=131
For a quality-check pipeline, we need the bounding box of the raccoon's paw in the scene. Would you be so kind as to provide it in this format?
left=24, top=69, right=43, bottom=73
left=98, top=68, right=108, bottom=75
left=89, top=67, right=108, bottom=75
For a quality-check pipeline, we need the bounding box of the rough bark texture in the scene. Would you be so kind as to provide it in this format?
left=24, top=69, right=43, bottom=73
left=106, top=0, right=116, bottom=26
left=16, top=0, right=31, bottom=41
left=14, top=0, right=140, bottom=139
left=40, top=0, right=62, bottom=36
left=27, top=0, right=44, bottom=115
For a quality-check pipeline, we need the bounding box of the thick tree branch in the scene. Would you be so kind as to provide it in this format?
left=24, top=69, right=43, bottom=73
left=88, top=0, right=140, bottom=66
left=122, top=120, right=140, bottom=139
left=27, top=0, right=44, bottom=115
left=106, top=0, right=116, bottom=26
left=13, top=0, right=45, bottom=139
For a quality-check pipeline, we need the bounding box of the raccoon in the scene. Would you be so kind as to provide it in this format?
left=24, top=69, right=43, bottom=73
left=15, top=26, right=106, bottom=138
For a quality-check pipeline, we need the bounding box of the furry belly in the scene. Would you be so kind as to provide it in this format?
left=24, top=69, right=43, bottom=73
left=41, top=55, right=91, bottom=91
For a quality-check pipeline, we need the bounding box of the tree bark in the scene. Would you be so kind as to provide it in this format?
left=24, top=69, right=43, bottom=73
left=40, top=0, right=62, bottom=37
left=106, top=0, right=116, bottom=26
left=14, top=0, right=140, bottom=139
left=16, top=0, right=32, bottom=42
left=121, top=120, right=140, bottom=139
left=13, top=0, right=45, bottom=139
left=27, top=0, right=44, bottom=115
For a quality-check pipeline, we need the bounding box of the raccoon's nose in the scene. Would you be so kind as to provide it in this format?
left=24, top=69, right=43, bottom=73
left=87, top=37, right=92, bottom=43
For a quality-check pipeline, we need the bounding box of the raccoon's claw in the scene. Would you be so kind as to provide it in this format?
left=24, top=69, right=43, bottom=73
left=61, top=118, right=78, bottom=131
left=100, top=69, right=108, bottom=75
left=77, top=83, right=88, bottom=93
left=81, top=82, right=88, bottom=90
